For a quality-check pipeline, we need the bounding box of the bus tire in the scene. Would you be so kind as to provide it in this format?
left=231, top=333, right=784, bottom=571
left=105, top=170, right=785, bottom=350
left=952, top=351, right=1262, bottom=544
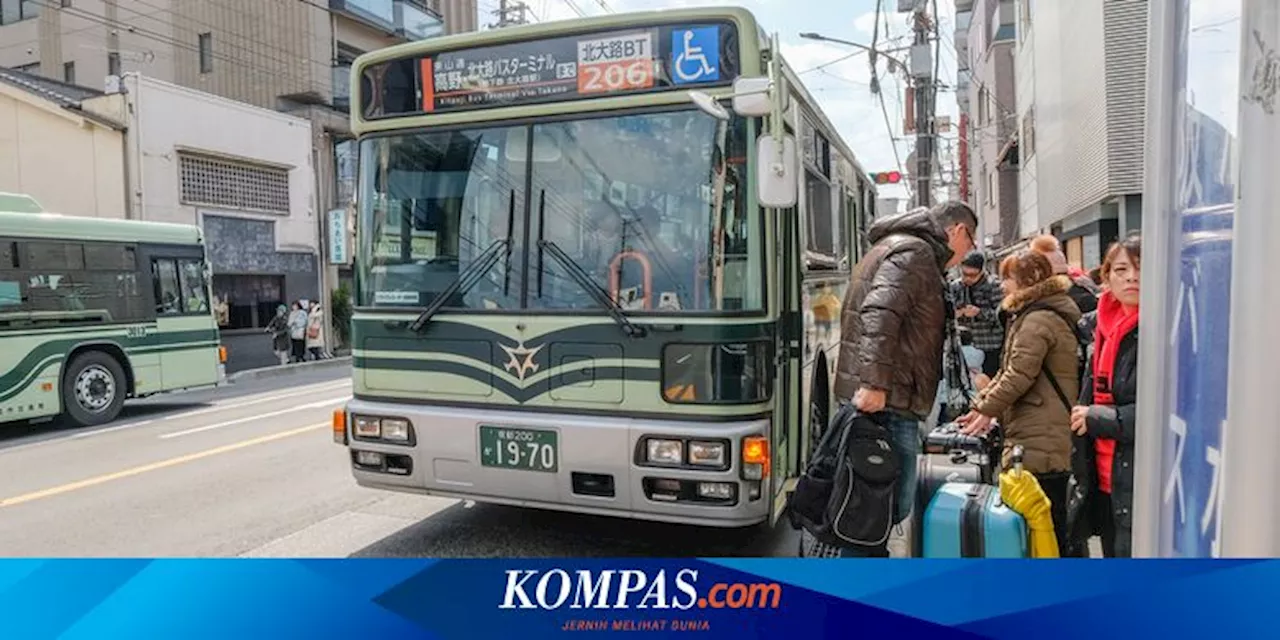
left=62, top=350, right=127, bottom=427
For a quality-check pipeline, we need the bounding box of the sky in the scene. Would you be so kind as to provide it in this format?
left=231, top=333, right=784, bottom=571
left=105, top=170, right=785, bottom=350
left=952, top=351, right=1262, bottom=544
left=478, top=0, right=963, bottom=205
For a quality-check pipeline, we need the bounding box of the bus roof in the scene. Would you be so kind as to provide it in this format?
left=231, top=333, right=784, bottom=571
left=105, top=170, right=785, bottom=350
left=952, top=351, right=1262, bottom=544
left=0, top=192, right=43, bottom=213
left=0, top=210, right=204, bottom=245
left=353, top=6, right=759, bottom=67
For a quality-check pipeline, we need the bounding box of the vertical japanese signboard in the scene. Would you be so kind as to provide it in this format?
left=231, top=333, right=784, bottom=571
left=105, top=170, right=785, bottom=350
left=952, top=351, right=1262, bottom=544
left=1155, top=0, right=1241, bottom=558
left=329, top=209, right=349, bottom=265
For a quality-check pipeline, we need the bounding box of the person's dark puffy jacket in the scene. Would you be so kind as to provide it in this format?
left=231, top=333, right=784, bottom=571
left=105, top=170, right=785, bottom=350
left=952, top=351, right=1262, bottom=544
left=834, top=207, right=954, bottom=419
left=1067, top=276, right=1100, bottom=315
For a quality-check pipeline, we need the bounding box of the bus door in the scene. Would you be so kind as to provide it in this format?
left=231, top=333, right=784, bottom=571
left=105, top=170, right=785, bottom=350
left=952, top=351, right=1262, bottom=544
left=771, top=205, right=804, bottom=523
left=147, top=249, right=217, bottom=390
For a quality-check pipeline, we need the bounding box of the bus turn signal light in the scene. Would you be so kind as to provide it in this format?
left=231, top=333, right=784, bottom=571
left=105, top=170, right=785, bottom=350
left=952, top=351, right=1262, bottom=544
left=742, top=436, right=769, bottom=480
left=218, top=346, right=227, bottom=364
left=332, top=408, right=347, bottom=445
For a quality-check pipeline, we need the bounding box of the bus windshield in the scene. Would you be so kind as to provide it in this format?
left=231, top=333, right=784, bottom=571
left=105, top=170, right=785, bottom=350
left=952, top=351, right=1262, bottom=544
left=357, top=109, right=761, bottom=314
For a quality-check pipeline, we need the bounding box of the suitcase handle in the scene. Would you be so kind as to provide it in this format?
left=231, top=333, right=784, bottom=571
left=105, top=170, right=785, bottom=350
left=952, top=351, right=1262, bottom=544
left=1010, top=445, right=1025, bottom=474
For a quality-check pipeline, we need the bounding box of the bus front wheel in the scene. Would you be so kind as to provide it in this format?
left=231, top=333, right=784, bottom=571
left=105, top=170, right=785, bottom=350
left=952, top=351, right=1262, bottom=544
left=62, top=351, right=126, bottom=427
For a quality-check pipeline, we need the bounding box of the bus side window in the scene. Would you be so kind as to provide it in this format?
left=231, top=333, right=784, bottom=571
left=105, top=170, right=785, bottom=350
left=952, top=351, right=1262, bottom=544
left=178, top=259, right=209, bottom=313
left=153, top=259, right=182, bottom=315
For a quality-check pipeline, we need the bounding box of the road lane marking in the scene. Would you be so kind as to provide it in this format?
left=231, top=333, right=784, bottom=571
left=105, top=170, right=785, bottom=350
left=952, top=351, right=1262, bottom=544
left=166, top=380, right=351, bottom=421
left=0, top=423, right=326, bottom=508
left=158, top=396, right=351, bottom=439
left=157, top=394, right=353, bottom=440
left=0, top=379, right=352, bottom=455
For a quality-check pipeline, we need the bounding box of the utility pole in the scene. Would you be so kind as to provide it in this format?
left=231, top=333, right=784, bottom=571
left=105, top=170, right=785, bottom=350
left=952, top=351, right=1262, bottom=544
left=910, top=5, right=934, bottom=208
left=491, top=0, right=531, bottom=28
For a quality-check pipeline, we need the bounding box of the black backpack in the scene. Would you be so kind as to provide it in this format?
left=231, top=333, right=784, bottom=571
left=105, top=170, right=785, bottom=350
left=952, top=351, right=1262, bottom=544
left=787, top=402, right=902, bottom=551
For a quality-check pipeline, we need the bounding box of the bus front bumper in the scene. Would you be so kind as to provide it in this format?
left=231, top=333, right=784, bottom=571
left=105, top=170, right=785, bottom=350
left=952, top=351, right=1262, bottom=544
left=340, top=398, right=772, bottom=528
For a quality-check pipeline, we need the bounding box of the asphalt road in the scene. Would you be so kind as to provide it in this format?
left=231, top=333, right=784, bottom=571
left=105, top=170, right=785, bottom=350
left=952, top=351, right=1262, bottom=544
left=0, top=365, right=799, bottom=558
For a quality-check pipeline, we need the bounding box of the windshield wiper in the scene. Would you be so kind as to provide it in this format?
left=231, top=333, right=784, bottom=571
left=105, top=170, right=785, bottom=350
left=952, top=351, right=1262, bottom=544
left=538, top=239, right=647, bottom=338
left=409, top=238, right=510, bottom=333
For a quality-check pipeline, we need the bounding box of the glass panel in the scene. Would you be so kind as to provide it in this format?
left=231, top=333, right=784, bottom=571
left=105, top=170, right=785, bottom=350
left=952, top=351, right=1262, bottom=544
left=527, top=110, right=757, bottom=312
left=333, top=64, right=351, bottom=106
left=357, top=125, right=528, bottom=309
left=153, top=259, right=182, bottom=315
left=178, top=259, right=209, bottom=313
left=2, top=0, right=21, bottom=25
left=398, top=1, right=443, bottom=40
left=1155, top=0, right=1241, bottom=558
left=347, top=0, right=394, bottom=24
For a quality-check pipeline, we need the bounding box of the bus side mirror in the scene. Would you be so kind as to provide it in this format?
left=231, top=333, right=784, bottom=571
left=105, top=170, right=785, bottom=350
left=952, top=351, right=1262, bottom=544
left=757, top=134, right=797, bottom=208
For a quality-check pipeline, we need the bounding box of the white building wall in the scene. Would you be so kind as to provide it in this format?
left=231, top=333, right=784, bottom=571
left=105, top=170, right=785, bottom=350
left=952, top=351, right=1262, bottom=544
left=1028, top=0, right=1110, bottom=227
left=1015, top=0, right=1038, bottom=236
left=0, top=88, right=125, bottom=218
left=118, top=73, right=317, bottom=253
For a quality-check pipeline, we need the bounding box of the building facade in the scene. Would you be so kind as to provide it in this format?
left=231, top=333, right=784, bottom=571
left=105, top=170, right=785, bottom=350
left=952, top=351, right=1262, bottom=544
left=964, top=0, right=1019, bottom=252
left=0, top=68, right=125, bottom=218
left=0, top=0, right=477, bottom=351
left=1013, top=0, right=1148, bottom=268
left=83, top=74, right=319, bottom=372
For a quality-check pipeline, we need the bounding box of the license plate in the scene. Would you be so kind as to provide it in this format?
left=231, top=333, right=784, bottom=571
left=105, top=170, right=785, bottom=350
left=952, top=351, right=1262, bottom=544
left=479, top=426, right=559, bottom=473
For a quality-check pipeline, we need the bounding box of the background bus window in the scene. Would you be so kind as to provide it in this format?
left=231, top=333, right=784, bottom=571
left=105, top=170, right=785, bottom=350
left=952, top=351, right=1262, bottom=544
left=178, top=260, right=210, bottom=312
left=153, top=259, right=182, bottom=315
left=0, top=240, right=150, bottom=323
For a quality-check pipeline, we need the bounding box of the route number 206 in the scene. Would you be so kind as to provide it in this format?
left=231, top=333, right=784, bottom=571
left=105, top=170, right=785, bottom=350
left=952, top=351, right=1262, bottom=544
left=579, top=60, right=654, bottom=94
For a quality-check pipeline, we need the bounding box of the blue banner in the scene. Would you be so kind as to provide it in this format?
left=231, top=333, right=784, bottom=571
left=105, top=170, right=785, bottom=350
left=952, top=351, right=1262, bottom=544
left=2, top=559, right=1279, bottom=639
left=1157, top=0, right=1241, bottom=558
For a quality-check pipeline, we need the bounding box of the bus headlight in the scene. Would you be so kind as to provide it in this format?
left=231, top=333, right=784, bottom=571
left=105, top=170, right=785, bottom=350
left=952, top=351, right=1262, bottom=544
left=646, top=439, right=683, bottom=465
left=381, top=418, right=411, bottom=442
left=353, top=416, right=381, bottom=438
left=687, top=441, right=726, bottom=467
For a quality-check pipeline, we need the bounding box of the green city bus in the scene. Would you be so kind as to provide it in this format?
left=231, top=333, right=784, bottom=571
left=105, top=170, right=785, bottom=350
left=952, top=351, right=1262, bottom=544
left=336, top=6, right=881, bottom=528
left=0, top=209, right=225, bottom=428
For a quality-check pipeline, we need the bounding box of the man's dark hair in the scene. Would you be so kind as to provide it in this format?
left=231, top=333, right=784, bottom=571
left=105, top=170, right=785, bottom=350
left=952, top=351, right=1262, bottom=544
left=930, top=200, right=978, bottom=232
left=961, top=252, right=985, bottom=270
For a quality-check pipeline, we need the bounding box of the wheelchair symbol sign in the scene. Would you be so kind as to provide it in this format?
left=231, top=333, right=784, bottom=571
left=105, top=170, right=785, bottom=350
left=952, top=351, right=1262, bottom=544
left=671, top=27, right=720, bottom=84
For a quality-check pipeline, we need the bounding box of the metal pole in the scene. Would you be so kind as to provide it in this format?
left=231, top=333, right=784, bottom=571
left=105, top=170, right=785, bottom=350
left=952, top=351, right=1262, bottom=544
left=912, top=7, right=932, bottom=208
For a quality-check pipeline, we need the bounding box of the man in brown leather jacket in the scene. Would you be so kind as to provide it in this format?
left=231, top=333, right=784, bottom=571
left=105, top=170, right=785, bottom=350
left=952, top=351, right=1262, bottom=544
left=833, top=201, right=978, bottom=553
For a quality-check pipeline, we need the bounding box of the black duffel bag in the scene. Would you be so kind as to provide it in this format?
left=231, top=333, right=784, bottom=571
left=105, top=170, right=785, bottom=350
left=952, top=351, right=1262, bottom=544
left=787, top=402, right=902, bottom=552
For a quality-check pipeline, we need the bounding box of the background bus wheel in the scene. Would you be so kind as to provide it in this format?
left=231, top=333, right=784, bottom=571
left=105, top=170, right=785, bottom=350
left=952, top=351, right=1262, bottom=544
left=62, top=351, right=126, bottom=427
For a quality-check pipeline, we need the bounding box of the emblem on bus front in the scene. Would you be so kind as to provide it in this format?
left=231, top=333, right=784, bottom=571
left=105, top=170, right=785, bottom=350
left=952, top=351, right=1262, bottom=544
left=500, top=341, right=544, bottom=382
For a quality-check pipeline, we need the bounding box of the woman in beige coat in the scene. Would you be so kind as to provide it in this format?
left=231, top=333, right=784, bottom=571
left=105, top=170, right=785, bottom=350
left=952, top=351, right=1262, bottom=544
left=957, top=249, right=1081, bottom=552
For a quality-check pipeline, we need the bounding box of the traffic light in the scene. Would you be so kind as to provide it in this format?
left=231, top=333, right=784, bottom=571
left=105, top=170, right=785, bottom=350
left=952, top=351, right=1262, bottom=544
left=871, top=171, right=902, bottom=185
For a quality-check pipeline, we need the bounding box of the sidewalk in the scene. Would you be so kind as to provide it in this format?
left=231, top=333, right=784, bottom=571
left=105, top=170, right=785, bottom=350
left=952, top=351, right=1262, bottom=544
left=225, top=356, right=352, bottom=384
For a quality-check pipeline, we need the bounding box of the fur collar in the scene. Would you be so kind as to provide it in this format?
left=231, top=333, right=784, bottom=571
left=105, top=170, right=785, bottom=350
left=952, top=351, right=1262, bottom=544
left=1001, top=275, right=1073, bottom=312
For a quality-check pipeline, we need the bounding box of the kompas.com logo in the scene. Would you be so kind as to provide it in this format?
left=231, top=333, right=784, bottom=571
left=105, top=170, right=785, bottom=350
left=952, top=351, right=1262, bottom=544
left=498, top=568, right=782, bottom=610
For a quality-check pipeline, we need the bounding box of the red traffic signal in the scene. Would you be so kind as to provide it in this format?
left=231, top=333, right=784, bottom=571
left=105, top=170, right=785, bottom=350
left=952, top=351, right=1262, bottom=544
left=871, top=171, right=902, bottom=185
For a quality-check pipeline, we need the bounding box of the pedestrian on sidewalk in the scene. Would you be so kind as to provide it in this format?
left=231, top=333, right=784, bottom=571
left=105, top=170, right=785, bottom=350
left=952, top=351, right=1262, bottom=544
left=265, top=304, right=291, bottom=366
left=1069, top=235, right=1142, bottom=558
left=305, top=301, right=328, bottom=361
left=950, top=251, right=1006, bottom=379
left=957, top=249, right=1081, bottom=554
left=288, top=301, right=308, bottom=363
left=830, top=200, right=978, bottom=557
left=1030, top=235, right=1101, bottom=314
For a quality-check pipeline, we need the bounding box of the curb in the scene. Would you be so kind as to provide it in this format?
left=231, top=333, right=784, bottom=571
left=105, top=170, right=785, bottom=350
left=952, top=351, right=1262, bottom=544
left=225, top=356, right=352, bottom=384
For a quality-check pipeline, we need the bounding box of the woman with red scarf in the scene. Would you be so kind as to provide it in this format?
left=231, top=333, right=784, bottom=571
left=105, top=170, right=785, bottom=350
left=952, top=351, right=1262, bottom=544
left=1068, top=236, right=1141, bottom=557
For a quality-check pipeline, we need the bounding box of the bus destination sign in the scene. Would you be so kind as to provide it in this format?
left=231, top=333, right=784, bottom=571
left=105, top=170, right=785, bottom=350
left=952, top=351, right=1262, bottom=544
left=361, top=22, right=738, bottom=118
